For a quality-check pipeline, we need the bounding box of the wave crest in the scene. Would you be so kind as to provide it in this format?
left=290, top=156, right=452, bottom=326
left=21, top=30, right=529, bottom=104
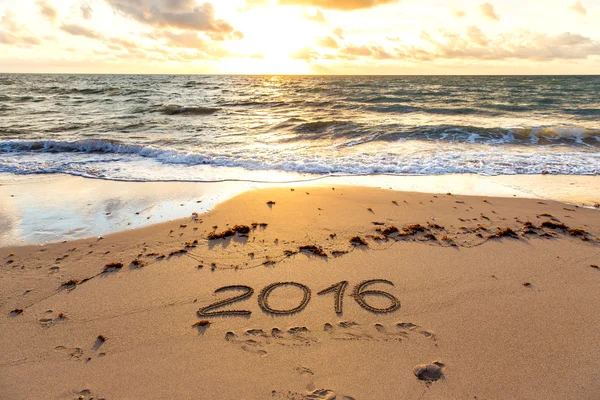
left=159, top=105, right=220, bottom=115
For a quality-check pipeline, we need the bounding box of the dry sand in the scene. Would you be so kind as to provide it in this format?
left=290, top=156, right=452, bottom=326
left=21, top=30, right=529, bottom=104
left=1, top=186, right=600, bottom=399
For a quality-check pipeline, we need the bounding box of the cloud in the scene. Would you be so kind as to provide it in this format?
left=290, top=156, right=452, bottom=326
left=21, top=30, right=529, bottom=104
left=137, top=30, right=255, bottom=60
left=341, top=44, right=372, bottom=56
left=302, top=28, right=600, bottom=64
left=0, top=31, right=42, bottom=46
left=291, top=47, right=319, bottom=61
left=452, top=9, right=466, bottom=18
left=159, top=31, right=209, bottom=49
left=316, top=35, right=339, bottom=48
left=0, top=11, right=42, bottom=46
left=1, top=12, right=20, bottom=32
left=81, top=3, right=93, bottom=20
left=304, top=9, right=327, bottom=23
left=60, top=23, right=101, bottom=39
left=105, top=0, right=237, bottom=35
left=36, top=0, right=58, bottom=23
left=241, top=0, right=270, bottom=11
left=466, top=26, right=488, bottom=46
left=406, top=29, right=600, bottom=61
left=333, top=26, right=344, bottom=39
left=277, top=0, right=398, bottom=10
left=479, top=2, right=499, bottom=21
left=569, top=1, right=587, bottom=16
left=341, top=44, right=393, bottom=58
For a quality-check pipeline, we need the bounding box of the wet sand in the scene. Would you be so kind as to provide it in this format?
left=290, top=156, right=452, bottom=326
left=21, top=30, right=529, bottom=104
left=2, top=172, right=599, bottom=246
left=1, top=185, right=600, bottom=399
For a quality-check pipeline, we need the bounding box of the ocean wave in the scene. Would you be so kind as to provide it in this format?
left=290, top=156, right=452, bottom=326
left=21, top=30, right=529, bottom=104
left=158, top=104, right=220, bottom=115
left=282, top=122, right=600, bottom=146
left=1, top=74, right=600, bottom=180
left=0, top=139, right=143, bottom=154
left=293, top=121, right=355, bottom=133
left=0, top=142, right=598, bottom=179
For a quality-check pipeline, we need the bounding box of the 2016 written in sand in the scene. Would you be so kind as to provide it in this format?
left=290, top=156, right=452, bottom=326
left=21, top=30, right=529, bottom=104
left=197, top=280, right=401, bottom=317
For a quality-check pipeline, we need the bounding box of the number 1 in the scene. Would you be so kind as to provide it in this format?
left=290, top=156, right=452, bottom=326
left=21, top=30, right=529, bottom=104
left=318, top=281, right=348, bottom=314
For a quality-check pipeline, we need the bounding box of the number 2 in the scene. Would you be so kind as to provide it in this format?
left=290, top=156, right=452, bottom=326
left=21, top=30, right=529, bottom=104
left=197, top=285, right=254, bottom=317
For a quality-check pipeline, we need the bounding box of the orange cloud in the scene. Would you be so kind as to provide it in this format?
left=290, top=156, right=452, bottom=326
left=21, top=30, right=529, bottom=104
left=36, top=0, right=58, bottom=23
left=452, top=9, right=466, bottom=18
left=105, top=0, right=236, bottom=34
left=0, top=11, right=42, bottom=46
left=316, top=36, right=339, bottom=48
left=341, top=44, right=393, bottom=58
left=301, top=28, right=600, bottom=64
left=60, top=23, right=101, bottom=39
left=291, top=47, right=319, bottom=61
left=278, top=0, right=398, bottom=10
left=569, top=1, right=587, bottom=16
left=466, top=26, right=488, bottom=46
left=81, top=3, right=93, bottom=20
left=479, top=3, right=499, bottom=20
left=304, top=9, right=327, bottom=23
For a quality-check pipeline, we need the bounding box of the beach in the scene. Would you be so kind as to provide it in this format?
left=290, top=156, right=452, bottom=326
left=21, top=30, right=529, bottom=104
left=2, top=1, right=600, bottom=398
left=1, top=183, right=599, bottom=399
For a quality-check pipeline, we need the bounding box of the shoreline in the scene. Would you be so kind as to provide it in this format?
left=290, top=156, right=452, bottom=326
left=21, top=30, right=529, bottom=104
left=1, top=185, right=599, bottom=399
left=1, top=172, right=599, bottom=247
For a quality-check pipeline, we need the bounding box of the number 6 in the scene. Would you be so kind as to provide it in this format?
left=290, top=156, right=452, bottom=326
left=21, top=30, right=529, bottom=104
left=352, top=279, right=401, bottom=313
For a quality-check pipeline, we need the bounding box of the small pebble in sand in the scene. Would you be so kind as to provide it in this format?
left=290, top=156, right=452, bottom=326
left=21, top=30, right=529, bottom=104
left=591, top=265, right=599, bottom=270
left=523, top=282, right=532, bottom=287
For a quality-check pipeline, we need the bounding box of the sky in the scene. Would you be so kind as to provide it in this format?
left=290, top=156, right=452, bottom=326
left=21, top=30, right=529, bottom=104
left=0, top=0, right=599, bottom=74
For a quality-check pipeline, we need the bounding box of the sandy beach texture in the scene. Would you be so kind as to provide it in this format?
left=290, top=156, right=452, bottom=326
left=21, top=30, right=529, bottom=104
left=1, top=185, right=600, bottom=399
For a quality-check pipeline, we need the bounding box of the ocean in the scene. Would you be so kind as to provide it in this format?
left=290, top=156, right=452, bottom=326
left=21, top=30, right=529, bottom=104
left=0, top=74, right=599, bottom=182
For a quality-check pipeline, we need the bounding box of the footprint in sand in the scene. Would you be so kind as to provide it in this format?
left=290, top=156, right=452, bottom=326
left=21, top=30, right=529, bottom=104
left=54, top=346, right=86, bottom=362
left=74, top=388, right=106, bottom=400
left=324, top=321, right=436, bottom=343
left=272, top=388, right=355, bottom=400
left=225, top=327, right=317, bottom=356
left=396, top=322, right=437, bottom=342
left=295, top=366, right=315, bottom=376
left=226, top=322, right=437, bottom=355
left=38, top=310, right=67, bottom=328
left=54, top=335, right=107, bottom=363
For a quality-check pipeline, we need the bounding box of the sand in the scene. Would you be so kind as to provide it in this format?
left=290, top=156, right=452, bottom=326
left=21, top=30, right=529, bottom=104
left=1, top=185, right=600, bottom=399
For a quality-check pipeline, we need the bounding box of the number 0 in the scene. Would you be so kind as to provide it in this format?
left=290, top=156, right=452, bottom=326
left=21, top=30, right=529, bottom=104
left=258, top=282, right=311, bottom=315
